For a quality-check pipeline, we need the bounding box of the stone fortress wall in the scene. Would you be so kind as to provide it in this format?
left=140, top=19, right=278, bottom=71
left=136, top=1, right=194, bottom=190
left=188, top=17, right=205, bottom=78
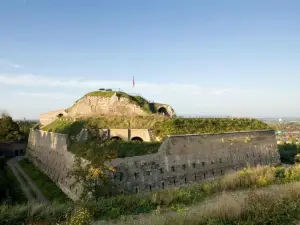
left=27, top=129, right=281, bottom=201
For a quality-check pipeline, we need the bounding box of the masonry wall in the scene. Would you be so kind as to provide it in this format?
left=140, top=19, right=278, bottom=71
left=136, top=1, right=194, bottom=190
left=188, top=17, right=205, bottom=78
left=27, top=129, right=281, bottom=200
left=0, top=140, right=27, bottom=157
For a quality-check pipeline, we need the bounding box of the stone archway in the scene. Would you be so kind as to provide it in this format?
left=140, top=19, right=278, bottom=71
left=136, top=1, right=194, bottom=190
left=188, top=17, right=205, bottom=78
left=131, top=137, right=143, bottom=142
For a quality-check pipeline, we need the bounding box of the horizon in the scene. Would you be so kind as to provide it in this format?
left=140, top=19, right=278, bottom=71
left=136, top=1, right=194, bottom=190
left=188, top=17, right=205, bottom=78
left=1, top=0, right=300, bottom=119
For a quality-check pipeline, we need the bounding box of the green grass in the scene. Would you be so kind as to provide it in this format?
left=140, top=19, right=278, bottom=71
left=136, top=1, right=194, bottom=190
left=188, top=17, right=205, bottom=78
left=69, top=140, right=161, bottom=160
left=15, top=167, right=38, bottom=199
left=42, top=117, right=271, bottom=140
left=42, top=119, right=85, bottom=137
left=5, top=164, right=300, bottom=224
left=19, top=159, right=70, bottom=203
left=41, top=117, right=272, bottom=160
left=5, top=167, right=27, bottom=204
left=103, top=182, right=300, bottom=225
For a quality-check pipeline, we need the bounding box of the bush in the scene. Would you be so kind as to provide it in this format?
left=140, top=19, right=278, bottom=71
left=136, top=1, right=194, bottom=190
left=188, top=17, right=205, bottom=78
left=278, top=143, right=300, bottom=164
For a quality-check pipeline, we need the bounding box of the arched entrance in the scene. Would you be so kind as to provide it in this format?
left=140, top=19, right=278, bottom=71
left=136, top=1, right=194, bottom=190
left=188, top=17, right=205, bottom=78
left=14, top=150, right=19, bottom=156
left=57, top=113, right=64, bottom=118
left=158, top=107, right=169, bottom=116
left=131, top=137, right=143, bottom=142
left=111, top=136, right=122, bottom=141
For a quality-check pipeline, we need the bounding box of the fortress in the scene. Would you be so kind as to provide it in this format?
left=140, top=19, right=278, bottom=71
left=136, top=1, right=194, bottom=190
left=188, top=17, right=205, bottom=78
left=26, top=90, right=281, bottom=201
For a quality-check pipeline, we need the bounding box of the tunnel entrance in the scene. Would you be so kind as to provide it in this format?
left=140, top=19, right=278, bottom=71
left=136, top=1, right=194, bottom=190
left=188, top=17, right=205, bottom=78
left=57, top=113, right=64, bottom=118
left=111, top=136, right=122, bottom=141
left=131, top=137, right=143, bottom=142
left=158, top=107, right=169, bottom=116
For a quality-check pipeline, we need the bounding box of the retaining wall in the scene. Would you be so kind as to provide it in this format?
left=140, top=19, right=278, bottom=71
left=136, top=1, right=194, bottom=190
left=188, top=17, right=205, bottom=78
left=26, top=129, right=281, bottom=200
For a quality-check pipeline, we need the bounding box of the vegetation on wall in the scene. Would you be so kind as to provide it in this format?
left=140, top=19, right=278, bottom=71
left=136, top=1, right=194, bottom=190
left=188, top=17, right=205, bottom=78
left=42, top=117, right=271, bottom=140
left=5, top=164, right=300, bottom=224
left=152, top=117, right=271, bottom=138
left=70, top=140, right=161, bottom=159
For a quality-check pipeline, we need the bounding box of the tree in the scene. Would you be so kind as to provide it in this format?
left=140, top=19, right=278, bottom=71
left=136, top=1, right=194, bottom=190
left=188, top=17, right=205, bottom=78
left=68, top=124, right=117, bottom=200
left=0, top=113, right=25, bottom=141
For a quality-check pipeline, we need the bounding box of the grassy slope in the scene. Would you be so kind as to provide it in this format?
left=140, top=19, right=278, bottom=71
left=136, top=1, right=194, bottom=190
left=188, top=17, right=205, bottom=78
left=42, top=117, right=271, bottom=138
left=4, top=164, right=300, bottom=224
left=19, top=159, right=70, bottom=203
left=5, top=167, right=27, bottom=204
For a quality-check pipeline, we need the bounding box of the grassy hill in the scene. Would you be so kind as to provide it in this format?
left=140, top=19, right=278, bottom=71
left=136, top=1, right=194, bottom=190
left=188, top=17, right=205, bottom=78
left=67, top=90, right=157, bottom=114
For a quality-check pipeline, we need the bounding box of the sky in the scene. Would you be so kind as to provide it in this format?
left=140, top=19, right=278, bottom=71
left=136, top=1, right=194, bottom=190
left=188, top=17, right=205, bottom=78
left=0, top=0, right=300, bottom=119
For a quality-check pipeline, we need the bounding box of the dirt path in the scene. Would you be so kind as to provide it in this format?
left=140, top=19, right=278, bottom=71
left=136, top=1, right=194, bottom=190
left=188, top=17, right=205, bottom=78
left=7, top=156, right=49, bottom=203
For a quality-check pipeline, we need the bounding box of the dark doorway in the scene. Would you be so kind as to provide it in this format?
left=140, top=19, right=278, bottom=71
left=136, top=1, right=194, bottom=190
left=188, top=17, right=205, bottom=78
left=111, top=136, right=122, bottom=141
left=131, top=137, right=143, bottom=142
left=57, top=113, right=64, bottom=118
left=158, top=107, right=169, bottom=116
left=14, top=150, right=19, bottom=156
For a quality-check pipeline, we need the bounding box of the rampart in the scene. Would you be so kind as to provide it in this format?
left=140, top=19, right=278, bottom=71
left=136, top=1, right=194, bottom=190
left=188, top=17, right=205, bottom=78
left=26, top=129, right=281, bottom=201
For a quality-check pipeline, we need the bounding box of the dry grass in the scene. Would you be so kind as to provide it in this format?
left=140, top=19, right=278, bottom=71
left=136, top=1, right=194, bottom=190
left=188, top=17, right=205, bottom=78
left=98, top=181, right=300, bottom=225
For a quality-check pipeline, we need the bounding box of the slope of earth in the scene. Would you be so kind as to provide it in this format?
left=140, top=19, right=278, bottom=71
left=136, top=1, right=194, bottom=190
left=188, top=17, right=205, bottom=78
left=64, top=91, right=173, bottom=117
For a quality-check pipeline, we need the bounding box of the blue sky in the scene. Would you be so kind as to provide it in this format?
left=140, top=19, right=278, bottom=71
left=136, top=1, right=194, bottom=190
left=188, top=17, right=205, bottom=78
left=1, top=0, right=300, bottom=119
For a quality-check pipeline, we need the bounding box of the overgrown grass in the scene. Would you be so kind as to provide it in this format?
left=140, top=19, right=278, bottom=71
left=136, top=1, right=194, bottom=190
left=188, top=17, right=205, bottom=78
left=42, top=117, right=271, bottom=140
left=153, top=117, right=271, bottom=138
left=104, top=182, right=300, bottom=225
left=69, top=140, right=161, bottom=159
left=19, top=159, right=70, bottom=203
left=42, top=119, right=85, bottom=137
left=5, top=167, right=27, bottom=204
left=5, top=164, right=300, bottom=224
left=15, top=167, right=38, bottom=199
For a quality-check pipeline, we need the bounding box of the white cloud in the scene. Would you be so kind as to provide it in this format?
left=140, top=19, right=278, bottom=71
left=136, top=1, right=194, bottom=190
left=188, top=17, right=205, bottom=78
left=0, top=74, right=257, bottom=96
left=2, top=73, right=279, bottom=119
left=0, top=59, right=21, bottom=68
left=16, top=92, right=75, bottom=99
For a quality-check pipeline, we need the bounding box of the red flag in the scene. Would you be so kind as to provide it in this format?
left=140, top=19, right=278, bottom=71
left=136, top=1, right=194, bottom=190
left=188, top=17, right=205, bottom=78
left=133, top=76, right=135, bottom=87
